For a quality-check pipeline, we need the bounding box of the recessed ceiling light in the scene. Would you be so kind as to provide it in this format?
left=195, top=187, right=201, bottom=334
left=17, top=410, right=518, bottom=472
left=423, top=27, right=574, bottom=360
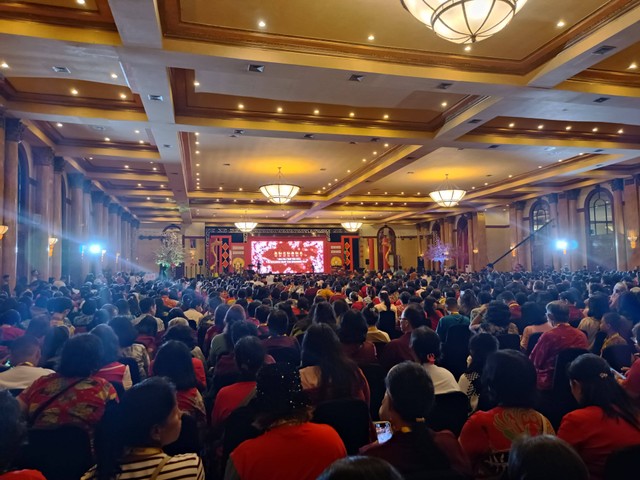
left=239, top=187, right=243, bottom=191
left=219, top=186, right=223, bottom=190
left=537, top=124, right=544, bottom=129
left=160, top=184, right=164, bottom=188
left=538, top=165, right=542, bottom=169
left=104, top=137, right=110, bottom=141
left=618, top=128, right=624, bottom=134
left=124, top=165, right=129, bottom=169
left=464, top=45, right=472, bottom=52
left=558, top=159, right=563, bottom=162
left=508, top=174, right=512, bottom=178
left=276, top=107, right=283, bottom=113
left=441, top=101, right=448, bottom=107
left=362, top=158, right=366, bottom=162
left=0, top=61, right=9, bottom=69
left=328, top=182, right=332, bottom=186
left=367, top=34, right=375, bottom=41
left=195, top=150, right=200, bottom=154
left=70, top=88, right=79, bottom=95
left=193, top=81, right=200, bottom=87
left=629, top=62, right=638, bottom=70
left=196, top=172, right=200, bottom=176
left=417, top=192, right=420, bottom=195
left=152, top=167, right=157, bottom=171
left=195, top=141, right=199, bottom=145
left=195, top=132, right=199, bottom=136
left=349, top=112, right=355, bottom=117
left=110, top=73, right=118, bottom=79
left=146, top=197, right=150, bottom=200
left=322, top=187, right=326, bottom=190
left=383, top=114, right=389, bottom=120
left=137, top=183, right=142, bottom=187
left=484, top=182, right=488, bottom=186
left=138, top=140, right=144, bottom=144
left=347, top=169, right=351, bottom=173
left=556, top=20, right=566, bottom=27
left=373, top=151, right=378, bottom=155
left=119, top=93, right=127, bottom=99
left=258, top=20, right=266, bottom=28
left=508, top=122, right=515, bottom=128
left=384, top=192, right=388, bottom=195
left=471, top=186, right=475, bottom=190
left=313, top=109, right=320, bottom=115
left=56, top=122, right=63, bottom=127
left=134, top=130, right=140, bottom=134
left=238, top=103, right=244, bottom=109
left=592, top=127, right=598, bottom=132
left=196, top=163, right=200, bottom=167
left=77, top=0, right=86, bottom=5
left=565, top=126, right=572, bottom=131
left=384, top=143, right=389, bottom=147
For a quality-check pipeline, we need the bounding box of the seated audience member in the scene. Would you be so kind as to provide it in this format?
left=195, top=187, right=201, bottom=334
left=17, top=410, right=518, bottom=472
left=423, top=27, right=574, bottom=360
left=0, top=390, right=46, bottom=480
left=557, top=354, right=640, bottom=480
left=261, top=309, right=300, bottom=358
left=214, top=321, right=274, bottom=378
left=318, top=456, right=403, bottom=480
left=209, top=304, right=246, bottom=363
left=73, top=300, right=97, bottom=329
left=83, top=377, right=203, bottom=480
left=621, top=355, right=640, bottom=401
left=559, top=291, right=585, bottom=327
left=519, top=302, right=552, bottom=351
left=46, top=297, right=74, bottom=333
left=508, top=435, right=589, bottom=480
left=363, top=304, right=389, bottom=343
left=183, top=296, right=204, bottom=326
left=380, top=304, right=428, bottom=371
left=162, top=324, right=206, bottom=378
left=90, top=324, right=133, bottom=391
left=458, top=333, right=499, bottom=412
left=599, top=312, right=630, bottom=353
left=338, top=309, right=377, bottom=365
left=458, top=290, right=480, bottom=318
left=18, top=334, right=117, bottom=433
left=474, top=301, right=519, bottom=336
left=211, top=336, right=264, bottom=427
left=423, top=296, right=443, bottom=330
left=410, top=326, right=460, bottom=394
left=24, top=315, right=50, bottom=345
left=0, top=310, right=24, bottom=342
left=253, top=304, right=270, bottom=338
left=469, top=291, right=492, bottom=326
left=225, top=363, right=346, bottom=480
left=38, top=325, right=69, bottom=370
left=132, top=297, right=165, bottom=333
left=498, top=291, right=521, bottom=324
left=530, top=301, right=589, bottom=391
left=348, top=292, right=364, bottom=312
left=578, top=294, right=609, bottom=349
left=459, top=350, right=554, bottom=479
left=435, top=297, right=470, bottom=340
left=153, top=341, right=206, bottom=427
left=360, top=362, right=471, bottom=478
left=313, top=301, right=338, bottom=329
left=0, top=335, right=54, bottom=391
left=299, top=323, right=370, bottom=405
left=109, top=315, right=150, bottom=380
left=134, top=315, right=159, bottom=359
left=374, top=291, right=397, bottom=318
left=332, top=299, right=349, bottom=324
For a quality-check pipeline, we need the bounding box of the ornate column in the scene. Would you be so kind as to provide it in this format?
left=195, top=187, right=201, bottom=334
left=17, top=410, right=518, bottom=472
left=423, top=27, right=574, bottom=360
left=108, top=203, right=119, bottom=273
left=473, top=212, right=488, bottom=270
left=548, top=194, right=560, bottom=270
left=91, top=190, right=105, bottom=276
left=2, top=119, right=24, bottom=287
left=513, top=201, right=526, bottom=267
left=115, top=206, right=124, bottom=271
left=67, top=173, right=85, bottom=285
left=33, top=147, right=55, bottom=279
left=611, top=179, right=627, bottom=270
left=566, top=189, right=580, bottom=270
left=131, top=219, right=140, bottom=268
left=51, top=157, right=64, bottom=280
left=81, top=180, right=93, bottom=280
left=121, top=213, right=130, bottom=271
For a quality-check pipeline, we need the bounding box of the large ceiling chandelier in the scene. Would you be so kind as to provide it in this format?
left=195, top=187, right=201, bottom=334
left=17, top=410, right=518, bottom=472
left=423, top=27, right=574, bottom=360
left=401, top=0, right=528, bottom=44
left=341, top=221, right=363, bottom=233
left=235, top=221, right=258, bottom=233
left=429, top=174, right=466, bottom=207
left=259, top=167, right=300, bottom=204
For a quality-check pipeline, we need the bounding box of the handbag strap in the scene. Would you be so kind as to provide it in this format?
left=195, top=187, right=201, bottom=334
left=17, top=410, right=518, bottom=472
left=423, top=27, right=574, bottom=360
left=149, top=456, right=170, bottom=480
left=27, top=377, right=86, bottom=428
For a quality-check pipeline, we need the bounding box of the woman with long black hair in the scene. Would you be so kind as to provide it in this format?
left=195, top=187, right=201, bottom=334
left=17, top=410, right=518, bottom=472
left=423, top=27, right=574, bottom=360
left=82, top=377, right=204, bottom=480
left=360, top=362, right=471, bottom=478
left=558, top=354, right=640, bottom=480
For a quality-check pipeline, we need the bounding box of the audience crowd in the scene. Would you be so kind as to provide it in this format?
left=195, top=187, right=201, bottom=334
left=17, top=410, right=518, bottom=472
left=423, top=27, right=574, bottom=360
left=1, top=265, right=640, bottom=480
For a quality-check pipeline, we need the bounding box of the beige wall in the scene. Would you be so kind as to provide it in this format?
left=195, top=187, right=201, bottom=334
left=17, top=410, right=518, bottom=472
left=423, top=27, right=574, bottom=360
left=484, top=210, right=511, bottom=271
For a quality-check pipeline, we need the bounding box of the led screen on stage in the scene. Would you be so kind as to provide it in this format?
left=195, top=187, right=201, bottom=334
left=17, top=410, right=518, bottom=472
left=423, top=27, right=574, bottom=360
left=250, top=238, right=325, bottom=274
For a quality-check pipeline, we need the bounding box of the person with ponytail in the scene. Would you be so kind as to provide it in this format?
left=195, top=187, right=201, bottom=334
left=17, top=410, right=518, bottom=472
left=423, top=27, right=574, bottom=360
left=374, top=291, right=397, bottom=318
left=557, top=354, right=640, bottom=480
left=360, top=362, right=471, bottom=478
left=82, top=377, right=204, bottom=480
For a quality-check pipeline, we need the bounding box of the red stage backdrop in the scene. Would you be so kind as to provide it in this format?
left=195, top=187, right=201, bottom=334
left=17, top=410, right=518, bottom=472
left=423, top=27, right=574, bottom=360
left=249, top=237, right=326, bottom=273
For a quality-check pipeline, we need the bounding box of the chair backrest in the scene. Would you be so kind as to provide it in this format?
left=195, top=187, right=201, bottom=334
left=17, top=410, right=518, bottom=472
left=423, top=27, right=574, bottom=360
left=265, top=346, right=301, bottom=366
left=312, top=398, right=372, bottom=455
left=18, top=425, right=93, bottom=480
left=359, top=363, right=387, bottom=421
left=441, top=325, right=471, bottom=380
left=373, top=341, right=387, bottom=359
left=602, top=344, right=634, bottom=372
left=526, top=332, right=543, bottom=355
left=497, top=334, right=520, bottom=351
left=604, top=443, right=640, bottom=480
left=378, top=311, right=401, bottom=339
left=429, top=391, right=469, bottom=437
left=445, top=324, right=471, bottom=346
left=118, top=356, right=141, bottom=385
left=591, top=331, right=607, bottom=354
left=552, top=348, right=589, bottom=393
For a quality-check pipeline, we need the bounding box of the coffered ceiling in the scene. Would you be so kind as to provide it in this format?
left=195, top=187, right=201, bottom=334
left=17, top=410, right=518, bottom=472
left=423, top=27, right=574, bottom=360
left=0, top=0, right=639, bottom=227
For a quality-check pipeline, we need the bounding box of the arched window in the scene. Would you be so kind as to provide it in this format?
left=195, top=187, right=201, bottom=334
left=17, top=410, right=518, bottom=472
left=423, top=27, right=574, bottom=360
left=585, top=188, right=615, bottom=270
left=17, top=146, right=30, bottom=281
left=531, top=200, right=550, bottom=232
left=529, top=200, right=551, bottom=271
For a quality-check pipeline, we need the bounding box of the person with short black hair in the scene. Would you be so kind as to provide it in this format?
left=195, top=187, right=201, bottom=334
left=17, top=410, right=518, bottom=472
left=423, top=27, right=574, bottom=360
left=411, top=326, right=460, bottom=394
left=380, top=304, right=428, bottom=370
left=459, top=350, right=554, bottom=479
left=91, top=324, right=133, bottom=391
left=318, top=456, right=403, bottom=480
left=338, top=309, right=377, bottom=365
left=0, top=335, right=54, bottom=391
left=133, top=297, right=164, bottom=333
left=520, top=301, right=552, bottom=351
left=435, top=297, right=470, bottom=341
left=17, top=334, right=117, bottom=433
left=474, top=301, right=519, bottom=336
left=508, top=435, right=588, bottom=480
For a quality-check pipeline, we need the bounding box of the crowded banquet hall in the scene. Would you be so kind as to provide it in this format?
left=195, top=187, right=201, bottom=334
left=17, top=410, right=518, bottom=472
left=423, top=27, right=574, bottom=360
left=1, top=1, right=640, bottom=479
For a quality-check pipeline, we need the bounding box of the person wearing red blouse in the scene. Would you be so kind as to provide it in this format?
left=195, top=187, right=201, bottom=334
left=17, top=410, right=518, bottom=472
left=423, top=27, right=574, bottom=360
left=557, top=354, right=640, bottom=480
left=529, top=301, right=588, bottom=390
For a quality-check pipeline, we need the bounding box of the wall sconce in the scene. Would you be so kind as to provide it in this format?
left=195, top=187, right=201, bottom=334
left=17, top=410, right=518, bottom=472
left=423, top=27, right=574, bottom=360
left=101, top=249, right=107, bottom=263
left=472, top=248, right=479, bottom=254
left=511, top=245, right=516, bottom=257
left=628, top=231, right=638, bottom=249
left=0, top=225, right=8, bottom=240
left=48, top=237, right=58, bottom=257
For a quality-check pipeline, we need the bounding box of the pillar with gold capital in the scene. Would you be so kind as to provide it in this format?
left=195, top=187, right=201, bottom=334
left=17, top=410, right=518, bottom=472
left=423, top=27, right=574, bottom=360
left=2, top=118, right=25, bottom=288
left=548, top=193, right=560, bottom=271
left=611, top=179, right=627, bottom=271
left=91, top=190, right=106, bottom=276
left=108, top=203, right=119, bottom=273
left=67, top=173, right=85, bottom=285
left=33, top=147, right=55, bottom=279
left=566, top=189, right=581, bottom=270
left=51, top=157, right=64, bottom=281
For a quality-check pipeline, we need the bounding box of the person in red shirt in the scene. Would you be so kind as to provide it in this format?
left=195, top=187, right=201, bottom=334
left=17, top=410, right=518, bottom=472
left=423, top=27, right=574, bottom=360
left=225, top=363, right=346, bottom=480
left=0, top=309, right=25, bottom=341
left=529, top=301, right=589, bottom=390
left=558, top=353, right=640, bottom=480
